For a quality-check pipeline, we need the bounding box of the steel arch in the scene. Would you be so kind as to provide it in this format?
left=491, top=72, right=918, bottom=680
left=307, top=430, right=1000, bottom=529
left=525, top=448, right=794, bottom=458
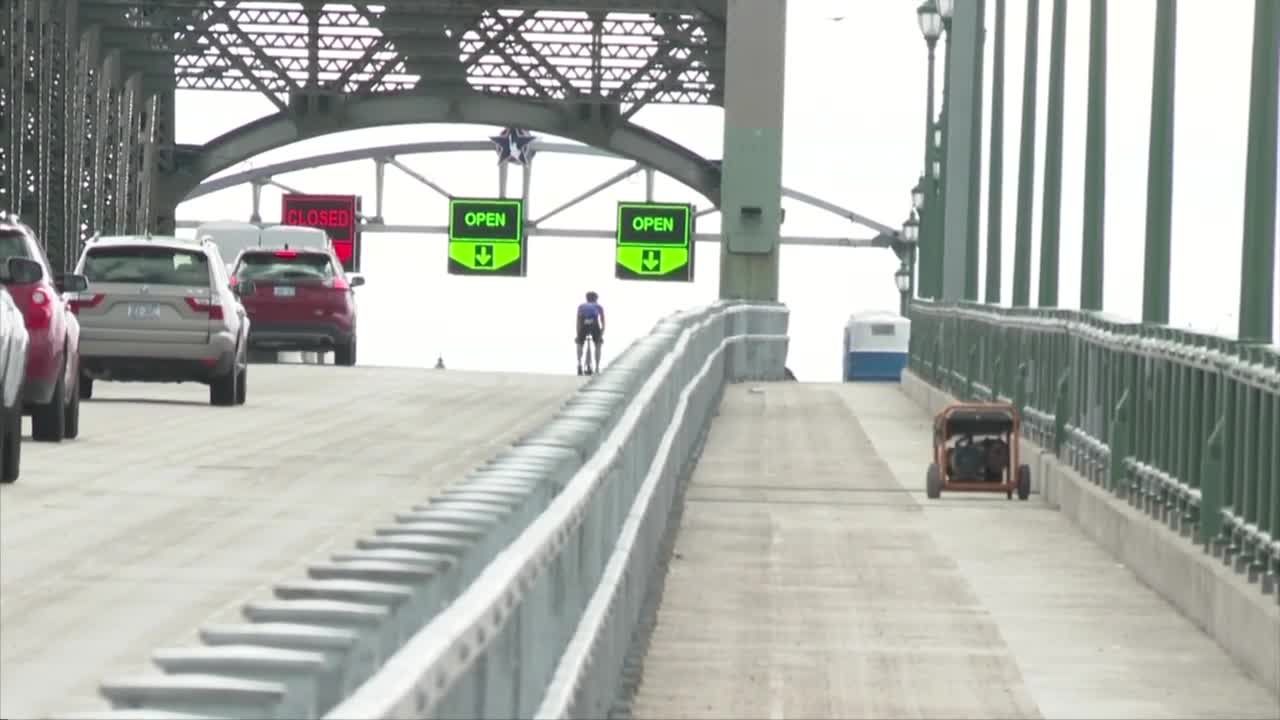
left=184, top=140, right=897, bottom=237
left=178, top=93, right=722, bottom=206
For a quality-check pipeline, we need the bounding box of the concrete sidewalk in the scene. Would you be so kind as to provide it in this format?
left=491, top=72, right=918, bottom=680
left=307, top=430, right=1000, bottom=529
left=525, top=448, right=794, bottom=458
left=629, top=382, right=1279, bottom=720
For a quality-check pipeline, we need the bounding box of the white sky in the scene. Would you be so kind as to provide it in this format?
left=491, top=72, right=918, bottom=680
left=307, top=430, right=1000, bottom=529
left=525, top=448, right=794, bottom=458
left=175, top=0, right=1280, bottom=381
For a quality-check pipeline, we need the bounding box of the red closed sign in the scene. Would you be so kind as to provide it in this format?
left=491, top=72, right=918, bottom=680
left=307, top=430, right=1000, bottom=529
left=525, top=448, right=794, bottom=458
left=280, top=193, right=362, bottom=271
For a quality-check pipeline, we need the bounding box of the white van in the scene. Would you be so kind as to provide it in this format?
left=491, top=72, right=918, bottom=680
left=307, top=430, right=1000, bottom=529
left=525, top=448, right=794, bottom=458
left=260, top=225, right=329, bottom=252
left=197, top=222, right=331, bottom=272
left=195, top=221, right=262, bottom=271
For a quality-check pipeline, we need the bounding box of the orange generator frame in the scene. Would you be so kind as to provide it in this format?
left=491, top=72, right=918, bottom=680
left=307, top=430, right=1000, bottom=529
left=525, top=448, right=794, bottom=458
left=926, top=402, right=1031, bottom=500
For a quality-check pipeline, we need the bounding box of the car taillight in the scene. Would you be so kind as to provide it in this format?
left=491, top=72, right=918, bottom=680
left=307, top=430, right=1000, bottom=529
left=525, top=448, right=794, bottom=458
left=326, top=276, right=349, bottom=291
left=24, top=286, right=54, bottom=328
left=69, top=293, right=105, bottom=314
left=274, top=250, right=298, bottom=258
left=228, top=276, right=238, bottom=287
left=185, top=295, right=224, bottom=320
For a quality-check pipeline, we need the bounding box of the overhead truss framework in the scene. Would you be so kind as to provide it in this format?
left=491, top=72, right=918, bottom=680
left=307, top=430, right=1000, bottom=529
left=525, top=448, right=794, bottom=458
left=179, top=140, right=900, bottom=250
left=3, top=0, right=726, bottom=273
left=79, top=0, right=725, bottom=110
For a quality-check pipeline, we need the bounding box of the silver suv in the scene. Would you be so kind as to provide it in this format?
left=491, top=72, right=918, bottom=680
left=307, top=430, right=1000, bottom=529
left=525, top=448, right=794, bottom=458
left=71, top=235, right=250, bottom=406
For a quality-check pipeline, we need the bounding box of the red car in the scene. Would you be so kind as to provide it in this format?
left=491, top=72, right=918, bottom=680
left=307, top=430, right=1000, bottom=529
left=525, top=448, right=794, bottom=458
left=231, top=246, right=363, bottom=366
left=0, top=215, right=88, bottom=442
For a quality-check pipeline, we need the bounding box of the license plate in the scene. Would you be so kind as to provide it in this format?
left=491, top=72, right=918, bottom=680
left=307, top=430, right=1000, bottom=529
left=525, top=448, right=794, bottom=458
left=126, top=302, right=161, bottom=320
left=273, top=286, right=296, bottom=297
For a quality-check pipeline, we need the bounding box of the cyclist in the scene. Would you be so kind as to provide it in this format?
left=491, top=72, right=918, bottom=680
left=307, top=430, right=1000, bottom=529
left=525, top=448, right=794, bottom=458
left=575, top=291, right=605, bottom=375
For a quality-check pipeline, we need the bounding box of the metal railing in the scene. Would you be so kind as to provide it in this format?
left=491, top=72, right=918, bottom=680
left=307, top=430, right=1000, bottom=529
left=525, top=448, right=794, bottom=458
left=909, top=300, right=1280, bottom=598
left=81, top=300, right=789, bottom=720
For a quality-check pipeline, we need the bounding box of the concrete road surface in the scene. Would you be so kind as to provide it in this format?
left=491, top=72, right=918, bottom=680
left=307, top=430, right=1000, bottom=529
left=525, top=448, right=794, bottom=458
left=0, top=364, right=578, bottom=718
left=630, top=383, right=1279, bottom=720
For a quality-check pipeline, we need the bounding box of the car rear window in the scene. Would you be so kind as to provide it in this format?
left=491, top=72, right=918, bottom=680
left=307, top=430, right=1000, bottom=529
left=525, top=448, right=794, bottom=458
left=235, top=251, right=335, bottom=281
left=83, top=246, right=211, bottom=285
left=0, top=229, right=33, bottom=260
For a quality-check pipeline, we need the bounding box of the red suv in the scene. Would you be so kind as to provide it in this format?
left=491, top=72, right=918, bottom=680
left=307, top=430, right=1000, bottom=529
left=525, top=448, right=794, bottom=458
left=231, top=247, right=363, bottom=366
left=0, top=216, right=88, bottom=442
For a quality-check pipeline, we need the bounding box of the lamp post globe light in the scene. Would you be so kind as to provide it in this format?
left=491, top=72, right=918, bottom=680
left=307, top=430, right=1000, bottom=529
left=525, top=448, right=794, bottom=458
left=902, top=212, right=920, bottom=245
left=936, top=0, right=954, bottom=22
left=895, top=263, right=911, bottom=293
left=917, top=1, right=942, bottom=45
left=912, top=176, right=925, bottom=211
left=895, top=261, right=912, bottom=316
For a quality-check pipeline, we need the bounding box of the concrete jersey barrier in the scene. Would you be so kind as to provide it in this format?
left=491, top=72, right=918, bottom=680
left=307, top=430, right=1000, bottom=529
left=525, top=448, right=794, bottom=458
left=79, top=300, right=789, bottom=720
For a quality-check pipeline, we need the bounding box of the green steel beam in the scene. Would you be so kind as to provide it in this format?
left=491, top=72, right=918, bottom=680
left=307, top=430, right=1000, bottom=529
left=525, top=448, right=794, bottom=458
left=1011, top=0, right=1040, bottom=307
left=984, top=0, right=1007, bottom=304
left=1038, top=0, right=1067, bottom=308
left=1237, top=0, right=1278, bottom=343
left=964, top=0, right=987, bottom=301
left=932, top=22, right=953, bottom=301
left=1142, top=0, right=1177, bottom=325
left=941, top=2, right=983, bottom=302
left=1080, top=0, right=1108, bottom=311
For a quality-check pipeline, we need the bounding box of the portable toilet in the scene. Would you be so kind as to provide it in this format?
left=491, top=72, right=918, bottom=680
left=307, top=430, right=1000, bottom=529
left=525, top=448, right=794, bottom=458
left=843, top=311, right=910, bottom=382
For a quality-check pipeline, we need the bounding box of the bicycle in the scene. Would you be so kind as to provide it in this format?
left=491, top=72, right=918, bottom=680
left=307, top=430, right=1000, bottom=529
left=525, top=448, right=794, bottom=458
left=576, top=334, right=603, bottom=376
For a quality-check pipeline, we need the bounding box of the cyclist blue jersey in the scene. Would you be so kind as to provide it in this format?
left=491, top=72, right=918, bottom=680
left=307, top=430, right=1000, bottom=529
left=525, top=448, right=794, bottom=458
left=577, top=301, right=603, bottom=326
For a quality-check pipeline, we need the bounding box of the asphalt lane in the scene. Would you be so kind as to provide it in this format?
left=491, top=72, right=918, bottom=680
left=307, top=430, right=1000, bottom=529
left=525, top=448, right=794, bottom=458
left=0, top=363, right=578, bottom=718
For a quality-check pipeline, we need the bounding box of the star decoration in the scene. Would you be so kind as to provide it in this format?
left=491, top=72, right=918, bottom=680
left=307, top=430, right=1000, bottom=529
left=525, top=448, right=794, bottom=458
left=489, top=127, right=538, bottom=166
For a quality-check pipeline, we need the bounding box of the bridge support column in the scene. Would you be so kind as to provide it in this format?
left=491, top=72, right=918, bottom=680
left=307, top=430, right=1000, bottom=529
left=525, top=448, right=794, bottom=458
left=940, top=0, right=984, bottom=302
left=1237, top=0, right=1278, bottom=343
left=718, top=0, right=786, bottom=302
left=142, top=79, right=178, bottom=235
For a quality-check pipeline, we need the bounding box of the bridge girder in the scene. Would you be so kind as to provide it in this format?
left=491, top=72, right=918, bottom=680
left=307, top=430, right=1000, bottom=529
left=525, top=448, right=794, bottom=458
left=76, top=0, right=725, bottom=110
left=168, top=92, right=724, bottom=210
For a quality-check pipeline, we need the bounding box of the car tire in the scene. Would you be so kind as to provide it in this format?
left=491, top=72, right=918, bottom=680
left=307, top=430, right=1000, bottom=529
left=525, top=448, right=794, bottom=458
left=63, top=371, right=81, bottom=440
left=79, top=374, right=93, bottom=400
left=31, top=359, right=67, bottom=443
left=334, top=337, right=357, bottom=367
left=209, top=365, right=237, bottom=407
left=235, top=366, right=247, bottom=405
left=1, top=405, right=20, bottom=484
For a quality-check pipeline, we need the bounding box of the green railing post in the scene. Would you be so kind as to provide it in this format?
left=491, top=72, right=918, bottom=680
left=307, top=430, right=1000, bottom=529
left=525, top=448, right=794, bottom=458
left=1014, top=362, right=1029, bottom=421
left=992, top=355, right=1003, bottom=401
left=1108, top=390, right=1130, bottom=494
left=1200, top=417, right=1226, bottom=551
left=1054, top=369, right=1071, bottom=456
left=967, top=345, right=978, bottom=399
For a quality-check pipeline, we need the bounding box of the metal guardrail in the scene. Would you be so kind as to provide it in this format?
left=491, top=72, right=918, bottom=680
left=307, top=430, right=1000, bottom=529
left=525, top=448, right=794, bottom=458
left=80, top=300, right=789, bottom=720
left=909, top=299, right=1280, bottom=600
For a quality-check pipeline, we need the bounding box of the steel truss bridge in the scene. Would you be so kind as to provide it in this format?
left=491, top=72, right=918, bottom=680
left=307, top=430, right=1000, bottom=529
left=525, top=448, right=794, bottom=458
left=3, top=0, right=771, bottom=272
left=179, top=139, right=900, bottom=249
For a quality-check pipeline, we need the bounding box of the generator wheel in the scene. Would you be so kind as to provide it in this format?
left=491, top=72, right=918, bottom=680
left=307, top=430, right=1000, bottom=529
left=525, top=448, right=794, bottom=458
left=926, top=463, right=942, bottom=499
left=1017, top=464, right=1032, bottom=500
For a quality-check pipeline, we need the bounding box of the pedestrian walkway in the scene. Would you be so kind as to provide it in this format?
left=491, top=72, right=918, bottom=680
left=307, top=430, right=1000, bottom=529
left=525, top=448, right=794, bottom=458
left=629, top=383, right=1279, bottom=720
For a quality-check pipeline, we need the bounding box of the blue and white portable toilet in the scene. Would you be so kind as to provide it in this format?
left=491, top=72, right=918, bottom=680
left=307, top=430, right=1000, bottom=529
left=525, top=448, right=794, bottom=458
left=843, top=311, right=910, bottom=382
